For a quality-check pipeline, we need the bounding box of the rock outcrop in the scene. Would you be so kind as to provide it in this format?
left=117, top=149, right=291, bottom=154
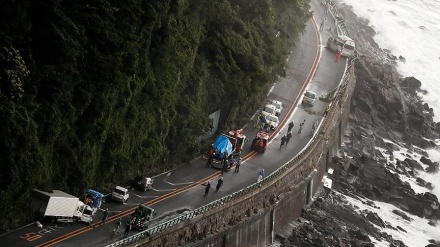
left=281, top=1, right=440, bottom=246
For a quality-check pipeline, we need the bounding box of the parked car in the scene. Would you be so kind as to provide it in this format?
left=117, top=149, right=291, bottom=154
left=263, top=104, right=277, bottom=116
left=111, top=186, right=129, bottom=203
left=261, top=111, right=280, bottom=130
left=302, top=91, right=317, bottom=106
left=326, top=35, right=356, bottom=57
left=134, top=176, right=153, bottom=192
left=271, top=100, right=283, bottom=116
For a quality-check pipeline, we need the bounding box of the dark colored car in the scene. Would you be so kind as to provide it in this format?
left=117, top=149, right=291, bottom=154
left=134, top=176, right=153, bottom=192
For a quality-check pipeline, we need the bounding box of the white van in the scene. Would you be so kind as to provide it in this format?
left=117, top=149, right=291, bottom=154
left=111, top=186, right=129, bottom=203
left=263, top=104, right=277, bottom=116
left=261, top=111, right=280, bottom=129
left=271, top=100, right=283, bottom=116
left=302, top=91, right=317, bottom=106
left=326, top=35, right=355, bottom=57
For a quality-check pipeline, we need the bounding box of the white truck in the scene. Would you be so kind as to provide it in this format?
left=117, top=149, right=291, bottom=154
left=111, top=186, right=129, bottom=203
left=31, top=189, right=85, bottom=223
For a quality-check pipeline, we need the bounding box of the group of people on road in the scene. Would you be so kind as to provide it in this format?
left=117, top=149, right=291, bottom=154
left=205, top=167, right=267, bottom=196
left=204, top=176, right=225, bottom=196
left=103, top=214, right=136, bottom=238
left=256, top=114, right=274, bottom=134
left=279, top=132, right=292, bottom=149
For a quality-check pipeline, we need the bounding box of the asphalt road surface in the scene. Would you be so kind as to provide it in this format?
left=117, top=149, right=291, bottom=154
left=0, top=1, right=347, bottom=246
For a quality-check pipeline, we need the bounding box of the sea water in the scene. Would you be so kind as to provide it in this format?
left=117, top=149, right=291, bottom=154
left=339, top=0, right=440, bottom=122
left=370, top=143, right=440, bottom=243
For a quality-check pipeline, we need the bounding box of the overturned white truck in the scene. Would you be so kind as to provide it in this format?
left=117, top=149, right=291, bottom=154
left=31, top=189, right=90, bottom=224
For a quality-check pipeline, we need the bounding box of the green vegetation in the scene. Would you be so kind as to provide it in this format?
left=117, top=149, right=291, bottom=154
left=0, top=0, right=310, bottom=230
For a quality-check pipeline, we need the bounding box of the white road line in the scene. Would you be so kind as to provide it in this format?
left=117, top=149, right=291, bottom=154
left=164, top=180, right=194, bottom=186
left=150, top=188, right=177, bottom=192
left=267, top=85, right=275, bottom=96
left=131, top=194, right=160, bottom=198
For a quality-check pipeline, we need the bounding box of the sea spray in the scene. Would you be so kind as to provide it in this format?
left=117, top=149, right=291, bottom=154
left=340, top=0, right=440, bottom=122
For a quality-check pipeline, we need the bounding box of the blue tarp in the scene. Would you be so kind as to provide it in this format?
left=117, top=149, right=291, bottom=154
left=86, top=189, right=103, bottom=209
left=212, top=135, right=232, bottom=159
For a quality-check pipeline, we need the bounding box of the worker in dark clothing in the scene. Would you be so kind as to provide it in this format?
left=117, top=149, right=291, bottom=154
left=101, top=208, right=109, bottom=225
left=286, top=132, right=292, bottom=145
left=222, top=162, right=228, bottom=174
left=323, top=105, right=330, bottom=117
left=288, top=120, right=294, bottom=132
left=216, top=177, right=224, bottom=192
left=235, top=157, right=242, bottom=172
left=204, top=181, right=211, bottom=196
left=206, top=151, right=215, bottom=167
left=229, top=156, right=236, bottom=169
left=280, top=135, right=287, bottom=149
left=123, top=222, right=132, bottom=237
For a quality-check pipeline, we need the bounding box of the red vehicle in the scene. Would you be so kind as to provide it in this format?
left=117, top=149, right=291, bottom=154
left=251, top=131, right=269, bottom=153
left=227, top=129, right=246, bottom=155
left=134, top=176, right=153, bottom=192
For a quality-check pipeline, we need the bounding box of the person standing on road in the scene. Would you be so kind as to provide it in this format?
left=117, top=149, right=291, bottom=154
left=286, top=132, right=292, bottom=145
left=123, top=221, right=132, bottom=238
left=229, top=156, right=236, bottom=170
left=323, top=105, right=330, bottom=117
left=222, top=160, right=228, bottom=174
left=206, top=151, right=215, bottom=167
left=235, top=157, right=242, bottom=172
left=216, top=177, right=224, bottom=192
left=280, top=134, right=287, bottom=149
left=319, top=18, right=327, bottom=31
left=257, top=169, right=265, bottom=182
left=101, top=208, right=109, bottom=225
left=298, top=120, right=305, bottom=134
left=335, top=49, right=342, bottom=63
left=288, top=120, right=294, bottom=132
left=113, top=218, right=122, bottom=234
left=204, top=181, right=211, bottom=196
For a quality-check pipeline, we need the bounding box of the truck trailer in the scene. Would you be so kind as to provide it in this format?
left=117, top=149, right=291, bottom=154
left=31, top=189, right=83, bottom=223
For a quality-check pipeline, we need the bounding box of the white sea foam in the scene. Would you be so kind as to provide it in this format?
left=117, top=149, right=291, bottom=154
left=344, top=194, right=440, bottom=246
left=366, top=138, right=440, bottom=244
left=421, top=149, right=440, bottom=199
left=340, top=0, right=440, bottom=122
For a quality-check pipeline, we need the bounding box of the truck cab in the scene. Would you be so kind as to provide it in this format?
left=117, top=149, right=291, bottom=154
left=112, top=186, right=129, bottom=203
left=132, top=204, right=155, bottom=230
left=76, top=201, right=94, bottom=225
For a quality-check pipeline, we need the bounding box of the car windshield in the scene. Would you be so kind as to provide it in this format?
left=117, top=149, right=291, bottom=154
left=272, top=101, right=282, bottom=109
left=305, top=92, right=316, bottom=99
left=264, top=106, right=275, bottom=113
left=83, top=209, right=93, bottom=215
left=344, top=44, right=355, bottom=50
left=266, top=115, right=278, bottom=123
left=114, top=189, right=125, bottom=195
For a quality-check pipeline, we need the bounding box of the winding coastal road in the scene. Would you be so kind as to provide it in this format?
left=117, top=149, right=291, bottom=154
left=0, top=1, right=348, bottom=246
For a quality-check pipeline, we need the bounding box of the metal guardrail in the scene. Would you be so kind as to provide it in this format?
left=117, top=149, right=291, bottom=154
left=107, top=3, right=354, bottom=247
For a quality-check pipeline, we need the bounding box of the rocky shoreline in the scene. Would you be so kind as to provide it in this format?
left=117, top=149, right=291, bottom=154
left=277, top=2, right=440, bottom=246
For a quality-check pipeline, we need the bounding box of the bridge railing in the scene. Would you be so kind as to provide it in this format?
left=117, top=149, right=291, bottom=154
left=106, top=3, right=354, bottom=247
